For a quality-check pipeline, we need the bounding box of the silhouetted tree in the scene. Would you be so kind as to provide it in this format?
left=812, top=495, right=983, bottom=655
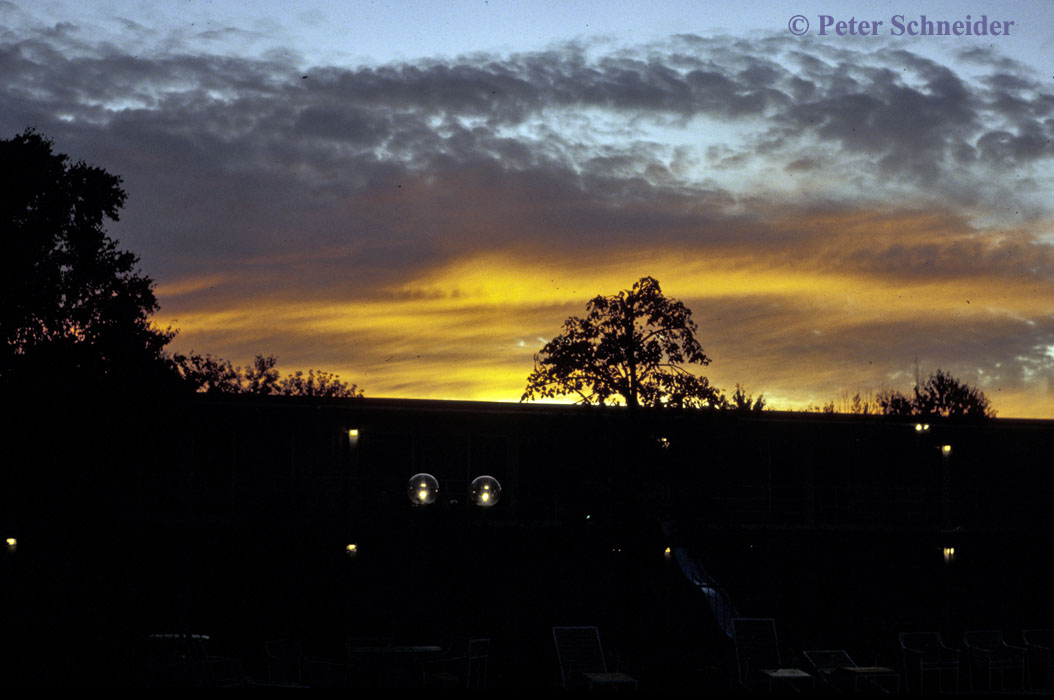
left=728, top=383, right=765, bottom=412
left=170, top=352, right=242, bottom=393
left=0, top=130, right=173, bottom=388
left=879, top=368, right=994, bottom=418
left=277, top=368, right=361, bottom=397
left=174, top=352, right=363, bottom=397
left=522, top=276, right=721, bottom=408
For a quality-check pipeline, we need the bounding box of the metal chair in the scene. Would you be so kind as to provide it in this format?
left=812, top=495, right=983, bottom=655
left=899, top=632, right=960, bottom=693
left=552, top=626, right=637, bottom=689
left=732, top=618, right=814, bottom=692
left=1024, top=629, right=1054, bottom=690
left=963, top=630, right=1027, bottom=691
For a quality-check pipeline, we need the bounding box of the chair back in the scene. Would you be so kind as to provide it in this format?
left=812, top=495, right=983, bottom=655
left=553, top=627, right=608, bottom=687
left=965, top=630, right=1003, bottom=651
left=733, top=618, right=782, bottom=682
left=1025, top=629, right=1054, bottom=649
left=900, top=632, right=943, bottom=653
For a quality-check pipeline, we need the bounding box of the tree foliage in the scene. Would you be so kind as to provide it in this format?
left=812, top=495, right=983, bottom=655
left=174, top=352, right=363, bottom=398
left=0, top=130, right=173, bottom=386
left=522, top=277, right=722, bottom=408
left=729, top=383, right=766, bottom=413
left=879, top=369, right=994, bottom=418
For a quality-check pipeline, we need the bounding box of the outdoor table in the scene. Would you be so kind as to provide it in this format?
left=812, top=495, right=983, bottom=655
left=761, top=667, right=815, bottom=691
left=582, top=671, right=638, bottom=689
left=839, top=665, right=900, bottom=692
left=345, top=645, right=443, bottom=687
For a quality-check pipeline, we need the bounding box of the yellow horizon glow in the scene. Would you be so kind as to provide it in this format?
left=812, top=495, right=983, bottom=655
left=159, top=214, right=1054, bottom=419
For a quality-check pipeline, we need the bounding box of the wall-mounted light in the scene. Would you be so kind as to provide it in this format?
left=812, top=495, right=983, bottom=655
left=470, top=475, right=501, bottom=507
left=346, top=543, right=358, bottom=555
left=941, top=444, right=952, bottom=455
left=943, top=546, right=956, bottom=563
left=408, top=473, right=439, bottom=506
left=5, top=537, right=15, bottom=553
left=914, top=423, right=931, bottom=433
left=664, top=546, right=672, bottom=558
left=348, top=428, right=360, bottom=446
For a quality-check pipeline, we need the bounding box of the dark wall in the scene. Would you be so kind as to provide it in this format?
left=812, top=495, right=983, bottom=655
left=2, top=395, right=1052, bottom=685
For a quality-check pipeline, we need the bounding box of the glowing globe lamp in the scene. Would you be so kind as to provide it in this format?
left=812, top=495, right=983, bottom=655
left=408, top=473, right=439, bottom=506
left=470, top=475, right=501, bottom=507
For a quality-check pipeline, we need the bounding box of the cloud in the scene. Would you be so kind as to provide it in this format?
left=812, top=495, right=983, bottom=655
left=2, top=25, right=1053, bottom=415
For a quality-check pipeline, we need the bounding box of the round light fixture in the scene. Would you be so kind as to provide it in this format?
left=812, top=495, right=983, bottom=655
left=408, top=473, right=439, bottom=506
left=470, top=475, right=501, bottom=507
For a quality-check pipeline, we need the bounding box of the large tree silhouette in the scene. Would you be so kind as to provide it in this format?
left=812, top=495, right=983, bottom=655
left=879, top=368, right=994, bottom=418
left=0, top=130, right=172, bottom=388
left=522, top=276, right=722, bottom=408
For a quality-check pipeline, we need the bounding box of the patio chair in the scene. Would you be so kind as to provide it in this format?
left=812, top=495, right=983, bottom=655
left=732, top=618, right=814, bottom=692
left=899, top=632, right=960, bottom=693
left=552, top=626, right=637, bottom=689
left=963, top=630, right=1027, bottom=691
left=1024, top=629, right=1054, bottom=690
left=803, top=649, right=899, bottom=693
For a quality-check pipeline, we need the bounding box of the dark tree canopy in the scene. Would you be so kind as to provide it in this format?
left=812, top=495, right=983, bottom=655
left=0, top=130, right=172, bottom=387
left=522, top=276, right=722, bottom=408
left=174, top=353, right=363, bottom=398
left=729, top=383, right=766, bottom=413
left=879, top=369, right=994, bottom=418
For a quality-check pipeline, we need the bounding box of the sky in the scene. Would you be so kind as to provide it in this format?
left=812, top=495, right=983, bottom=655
left=3, top=0, right=1054, bottom=416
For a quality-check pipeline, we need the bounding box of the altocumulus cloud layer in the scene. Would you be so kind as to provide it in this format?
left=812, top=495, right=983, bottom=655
left=2, top=21, right=1053, bottom=415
